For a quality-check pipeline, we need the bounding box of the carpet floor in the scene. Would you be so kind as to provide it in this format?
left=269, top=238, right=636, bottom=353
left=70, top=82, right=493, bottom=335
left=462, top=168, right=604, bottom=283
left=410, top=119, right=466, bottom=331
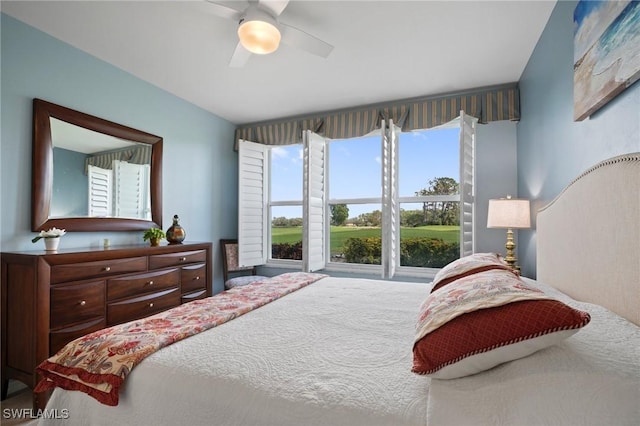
left=1, top=383, right=38, bottom=426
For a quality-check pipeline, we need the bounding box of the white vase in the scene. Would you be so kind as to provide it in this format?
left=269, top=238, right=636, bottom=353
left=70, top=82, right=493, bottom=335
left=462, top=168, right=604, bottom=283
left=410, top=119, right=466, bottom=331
left=44, top=237, right=60, bottom=251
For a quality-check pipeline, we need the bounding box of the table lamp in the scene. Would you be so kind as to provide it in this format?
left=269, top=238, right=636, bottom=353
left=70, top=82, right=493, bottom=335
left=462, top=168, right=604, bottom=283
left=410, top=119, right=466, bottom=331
left=487, top=196, right=531, bottom=270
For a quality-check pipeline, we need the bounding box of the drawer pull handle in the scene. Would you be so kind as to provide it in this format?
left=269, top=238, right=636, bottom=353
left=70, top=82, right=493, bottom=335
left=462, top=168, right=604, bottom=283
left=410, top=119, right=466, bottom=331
left=148, top=280, right=154, bottom=286
left=149, top=302, right=154, bottom=308
left=79, top=300, right=86, bottom=306
left=179, top=257, right=187, bottom=262
left=194, top=276, right=200, bottom=280
left=104, top=266, right=111, bottom=272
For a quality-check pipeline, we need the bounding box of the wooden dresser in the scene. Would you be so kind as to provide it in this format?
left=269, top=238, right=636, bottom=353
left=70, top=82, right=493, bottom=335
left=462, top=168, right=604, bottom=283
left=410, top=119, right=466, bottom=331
left=1, top=241, right=212, bottom=408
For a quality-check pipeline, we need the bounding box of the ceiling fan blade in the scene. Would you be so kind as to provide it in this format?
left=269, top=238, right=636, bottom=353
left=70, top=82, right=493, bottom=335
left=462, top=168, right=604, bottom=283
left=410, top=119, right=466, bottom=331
left=257, top=0, right=290, bottom=17
left=203, top=0, right=248, bottom=21
left=229, top=42, right=252, bottom=68
left=280, top=23, right=333, bottom=58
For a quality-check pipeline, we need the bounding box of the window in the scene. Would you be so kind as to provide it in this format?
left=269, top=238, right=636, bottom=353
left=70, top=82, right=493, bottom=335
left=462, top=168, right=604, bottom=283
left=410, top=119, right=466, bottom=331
left=328, top=134, right=382, bottom=267
left=238, top=112, right=476, bottom=278
left=397, top=128, right=461, bottom=270
left=271, top=145, right=303, bottom=261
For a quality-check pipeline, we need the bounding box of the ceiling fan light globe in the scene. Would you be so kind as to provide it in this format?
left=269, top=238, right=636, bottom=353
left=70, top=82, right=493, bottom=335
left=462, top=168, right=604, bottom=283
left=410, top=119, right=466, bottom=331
left=238, top=20, right=281, bottom=55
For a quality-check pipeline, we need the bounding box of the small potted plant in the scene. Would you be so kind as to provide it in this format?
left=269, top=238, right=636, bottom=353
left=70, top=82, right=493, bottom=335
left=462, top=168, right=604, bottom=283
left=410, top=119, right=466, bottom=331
left=143, top=227, right=165, bottom=247
left=32, top=227, right=66, bottom=251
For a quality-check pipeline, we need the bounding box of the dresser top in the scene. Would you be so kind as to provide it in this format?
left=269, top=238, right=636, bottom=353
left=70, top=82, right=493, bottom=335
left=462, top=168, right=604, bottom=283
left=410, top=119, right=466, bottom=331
left=1, top=241, right=212, bottom=259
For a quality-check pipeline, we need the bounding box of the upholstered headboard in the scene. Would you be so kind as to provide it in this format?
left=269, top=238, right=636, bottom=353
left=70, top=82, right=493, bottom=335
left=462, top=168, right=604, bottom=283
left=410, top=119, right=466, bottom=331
left=537, top=153, right=640, bottom=326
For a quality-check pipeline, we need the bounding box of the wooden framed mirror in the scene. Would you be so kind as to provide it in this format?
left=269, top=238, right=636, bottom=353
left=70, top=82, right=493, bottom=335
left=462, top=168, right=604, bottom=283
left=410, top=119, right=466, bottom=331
left=32, top=98, right=163, bottom=232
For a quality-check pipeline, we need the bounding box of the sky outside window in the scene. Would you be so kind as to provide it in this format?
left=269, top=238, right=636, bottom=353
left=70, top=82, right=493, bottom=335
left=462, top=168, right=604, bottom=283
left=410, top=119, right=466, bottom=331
left=270, top=128, right=459, bottom=218
left=271, top=144, right=303, bottom=201
left=329, top=135, right=381, bottom=199
left=398, top=128, right=459, bottom=197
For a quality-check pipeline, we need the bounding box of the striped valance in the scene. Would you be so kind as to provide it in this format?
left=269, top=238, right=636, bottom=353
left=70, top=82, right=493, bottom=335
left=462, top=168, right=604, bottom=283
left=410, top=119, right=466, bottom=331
left=85, top=144, right=152, bottom=173
left=235, top=83, right=519, bottom=146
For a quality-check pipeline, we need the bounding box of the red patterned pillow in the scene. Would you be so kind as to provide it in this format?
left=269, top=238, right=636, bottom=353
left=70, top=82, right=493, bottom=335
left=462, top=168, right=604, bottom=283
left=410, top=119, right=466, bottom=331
left=431, top=252, right=514, bottom=292
left=413, top=269, right=591, bottom=379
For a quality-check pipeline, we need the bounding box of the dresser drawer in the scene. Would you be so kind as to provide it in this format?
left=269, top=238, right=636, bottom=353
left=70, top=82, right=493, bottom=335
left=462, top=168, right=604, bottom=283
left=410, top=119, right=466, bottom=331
left=149, top=250, right=207, bottom=270
left=107, top=268, right=180, bottom=301
left=51, top=257, right=147, bottom=284
left=181, top=263, right=206, bottom=293
left=50, top=281, right=105, bottom=329
left=107, top=287, right=181, bottom=325
left=181, top=289, right=207, bottom=303
left=50, top=318, right=106, bottom=355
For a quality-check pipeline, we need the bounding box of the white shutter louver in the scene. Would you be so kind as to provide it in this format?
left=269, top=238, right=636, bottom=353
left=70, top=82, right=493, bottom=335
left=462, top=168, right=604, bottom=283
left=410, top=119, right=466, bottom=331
left=459, top=111, right=477, bottom=257
left=302, top=131, right=326, bottom=272
left=381, top=121, right=399, bottom=279
left=88, top=165, right=112, bottom=217
left=113, top=160, right=150, bottom=219
left=238, top=140, right=269, bottom=267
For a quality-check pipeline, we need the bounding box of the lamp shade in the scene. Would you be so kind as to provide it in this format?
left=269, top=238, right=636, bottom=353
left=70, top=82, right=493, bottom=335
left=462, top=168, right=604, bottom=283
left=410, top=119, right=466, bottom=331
left=237, top=10, right=281, bottom=55
left=487, top=197, right=531, bottom=229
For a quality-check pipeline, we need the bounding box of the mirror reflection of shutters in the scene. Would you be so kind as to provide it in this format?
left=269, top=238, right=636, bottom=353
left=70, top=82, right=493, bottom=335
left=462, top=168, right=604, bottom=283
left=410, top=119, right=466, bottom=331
left=87, top=165, right=112, bottom=217
left=113, top=160, right=150, bottom=219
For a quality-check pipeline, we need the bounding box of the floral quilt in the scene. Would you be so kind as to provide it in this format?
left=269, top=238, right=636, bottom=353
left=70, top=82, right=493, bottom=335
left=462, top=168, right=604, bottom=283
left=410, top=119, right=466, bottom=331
left=416, top=269, right=552, bottom=343
left=35, top=272, right=327, bottom=406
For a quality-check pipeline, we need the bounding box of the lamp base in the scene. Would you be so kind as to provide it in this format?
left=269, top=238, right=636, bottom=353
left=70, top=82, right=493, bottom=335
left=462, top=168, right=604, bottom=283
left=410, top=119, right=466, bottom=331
left=503, top=228, right=519, bottom=272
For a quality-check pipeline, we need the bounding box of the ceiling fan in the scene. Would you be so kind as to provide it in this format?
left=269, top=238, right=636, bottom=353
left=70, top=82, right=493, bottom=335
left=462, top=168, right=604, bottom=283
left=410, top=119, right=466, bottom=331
left=205, top=0, right=334, bottom=67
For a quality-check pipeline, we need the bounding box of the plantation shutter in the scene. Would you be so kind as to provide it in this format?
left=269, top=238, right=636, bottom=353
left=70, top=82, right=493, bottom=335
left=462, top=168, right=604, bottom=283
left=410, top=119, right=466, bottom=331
left=87, top=165, right=112, bottom=217
left=113, top=160, right=150, bottom=219
left=381, top=121, right=400, bottom=279
left=238, top=140, right=269, bottom=267
left=459, top=111, right=477, bottom=257
left=302, top=131, right=327, bottom=272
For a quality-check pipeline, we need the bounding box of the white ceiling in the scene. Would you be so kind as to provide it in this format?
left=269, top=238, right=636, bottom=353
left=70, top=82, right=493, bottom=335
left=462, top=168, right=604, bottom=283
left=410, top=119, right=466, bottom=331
left=2, top=0, right=556, bottom=125
left=50, top=118, right=138, bottom=154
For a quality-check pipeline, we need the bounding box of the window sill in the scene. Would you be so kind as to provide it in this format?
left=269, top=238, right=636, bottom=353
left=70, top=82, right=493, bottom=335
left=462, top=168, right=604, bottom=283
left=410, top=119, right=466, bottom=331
left=260, top=260, right=438, bottom=283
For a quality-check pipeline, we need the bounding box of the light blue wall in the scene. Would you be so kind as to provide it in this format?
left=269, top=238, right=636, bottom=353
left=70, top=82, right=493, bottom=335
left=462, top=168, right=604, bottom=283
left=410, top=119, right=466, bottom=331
left=475, top=121, right=519, bottom=255
left=517, top=0, right=640, bottom=278
left=52, top=147, right=88, bottom=217
left=0, top=12, right=519, bottom=290
left=0, top=14, right=239, bottom=293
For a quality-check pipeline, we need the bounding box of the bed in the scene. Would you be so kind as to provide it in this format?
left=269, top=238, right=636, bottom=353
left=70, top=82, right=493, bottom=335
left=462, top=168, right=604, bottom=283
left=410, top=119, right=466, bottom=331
left=38, top=153, right=640, bottom=426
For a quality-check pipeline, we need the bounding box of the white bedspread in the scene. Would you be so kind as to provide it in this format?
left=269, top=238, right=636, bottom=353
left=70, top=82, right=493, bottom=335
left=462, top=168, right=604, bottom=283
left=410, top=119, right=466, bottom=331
left=41, top=277, right=431, bottom=426
left=427, top=278, right=640, bottom=426
left=40, top=276, right=640, bottom=426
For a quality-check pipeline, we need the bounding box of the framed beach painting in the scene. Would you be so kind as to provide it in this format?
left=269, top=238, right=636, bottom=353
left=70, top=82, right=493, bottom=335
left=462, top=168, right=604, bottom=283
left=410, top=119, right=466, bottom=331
left=573, top=0, right=640, bottom=121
